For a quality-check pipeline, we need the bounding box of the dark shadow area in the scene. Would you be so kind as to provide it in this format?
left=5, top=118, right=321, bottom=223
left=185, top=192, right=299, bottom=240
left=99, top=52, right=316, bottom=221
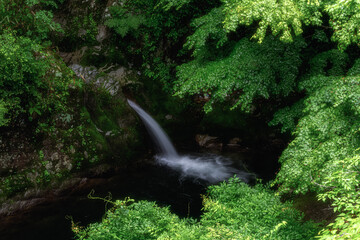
left=0, top=162, right=207, bottom=240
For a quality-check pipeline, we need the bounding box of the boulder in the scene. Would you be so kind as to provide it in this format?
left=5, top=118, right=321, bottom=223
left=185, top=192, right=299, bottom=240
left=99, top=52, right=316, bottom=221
left=227, top=137, right=242, bottom=149
left=195, top=134, right=223, bottom=150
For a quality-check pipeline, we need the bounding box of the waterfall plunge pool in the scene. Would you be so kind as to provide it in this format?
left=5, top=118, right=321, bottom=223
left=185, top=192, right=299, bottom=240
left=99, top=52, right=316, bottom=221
left=1, top=100, right=259, bottom=240
left=0, top=151, right=253, bottom=240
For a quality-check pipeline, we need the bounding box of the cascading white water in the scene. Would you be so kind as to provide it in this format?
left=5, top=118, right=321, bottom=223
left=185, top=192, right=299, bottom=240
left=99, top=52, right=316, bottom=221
left=127, top=99, right=251, bottom=183
left=127, top=99, right=179, bottom=158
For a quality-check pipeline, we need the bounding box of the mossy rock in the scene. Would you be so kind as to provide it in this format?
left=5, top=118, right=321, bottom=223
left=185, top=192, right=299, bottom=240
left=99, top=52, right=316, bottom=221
left=82, top=85, right=144, bottom=164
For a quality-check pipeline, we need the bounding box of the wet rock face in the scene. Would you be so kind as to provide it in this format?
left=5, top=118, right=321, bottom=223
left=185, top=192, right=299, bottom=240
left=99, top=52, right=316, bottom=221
left=70, top=64, right=129, bottom=96
left=0, top=126, right=74, bottom=204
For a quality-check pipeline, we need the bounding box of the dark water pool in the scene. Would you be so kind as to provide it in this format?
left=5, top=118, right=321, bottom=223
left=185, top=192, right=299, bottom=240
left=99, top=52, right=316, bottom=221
left=0, top=162, right=210, bottom=240
left=0, top=148, right=265, bottom=240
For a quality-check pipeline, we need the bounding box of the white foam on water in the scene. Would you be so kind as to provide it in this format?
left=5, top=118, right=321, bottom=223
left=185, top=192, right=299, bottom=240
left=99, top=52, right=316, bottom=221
left=155, top=154, right=251, bottom=183
left=127, top=99, right=252, bottom=184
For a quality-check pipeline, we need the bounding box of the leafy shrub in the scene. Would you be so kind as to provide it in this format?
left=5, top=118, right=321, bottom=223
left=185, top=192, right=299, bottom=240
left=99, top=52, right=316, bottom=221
left=0, top=0, right=76, bottom=126
left=199, top=178, right=318, bottom=239
left=175, top=36, right=305, bottom=112
left=74, top=198, right=181, bottom=240
left=0, top=0, right=63, bottom=42
left=0, top=31, right=79, bottom=125
left=0, top=32, right=48, bottom=121
left=316, top=155, right=360, bottom=240
left=272, top=57, right=360, bottom=239
left=74, top=178, right=318, bottom=239
left=274, top=59, right=360, bottom=194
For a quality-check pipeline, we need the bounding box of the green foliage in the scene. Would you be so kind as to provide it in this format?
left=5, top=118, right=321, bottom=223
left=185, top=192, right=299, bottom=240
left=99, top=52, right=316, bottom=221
left=105, top=6, right=146, bottom=38
left=64, top=13, right=98, bottom=49
left=184, top=7, right=228, bottom=58
left=222, top=0, right=321, bottom=43
left=105, top=0, right=219, bottom=93
left=325, top=0, right=360, bottom=50
left=0, top=31, right=79, bottom=125
left=316, top=155, right=360, bottom=240
left=274, top=57, right=360, bottom=194
left=175, top=37, right=305, bottom=112
left=0, top=32, right=47, bottom=121
left=221, top=0, right=360, bottom=49
left=306, top=49, right=349, bottom=77
left=104, top=0, right=174, bottom=92
left=270, top=100, right=305, bottom=133
left=0, top=100, right=8, bottom=126
left=157, top=0, right=192, bottom=11
left=0, top=0, right=86, bottom=199
left=0, top=0, right=77, bottom=127
left=0, top=0, right=63, bottom=41
left=270, top=49, right=351, bottom=133
left=199, top=178, right=318, bottom=240
left=74, top=198, right=180, bottom=240
left=102, top=1, right=360, bottom=239
left=272, top=58, right=360, bottom=237
left=151, top=0, right=360, bottom=116
left=74, top=177, right=318, bottom=239
left=0, top=172, right=33, bottom=197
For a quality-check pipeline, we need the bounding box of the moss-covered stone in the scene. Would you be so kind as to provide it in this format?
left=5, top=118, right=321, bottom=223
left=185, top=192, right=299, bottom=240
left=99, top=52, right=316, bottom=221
left=83, top=84, right=143, bottom=164
left=0, top=60, right=144, bottom=209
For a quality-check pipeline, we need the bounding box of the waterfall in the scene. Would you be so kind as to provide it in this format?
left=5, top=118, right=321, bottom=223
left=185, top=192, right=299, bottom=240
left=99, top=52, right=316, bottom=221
left=127, top=99, right=179, bottom=158
left=127, top=99, right=252, bottom=183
